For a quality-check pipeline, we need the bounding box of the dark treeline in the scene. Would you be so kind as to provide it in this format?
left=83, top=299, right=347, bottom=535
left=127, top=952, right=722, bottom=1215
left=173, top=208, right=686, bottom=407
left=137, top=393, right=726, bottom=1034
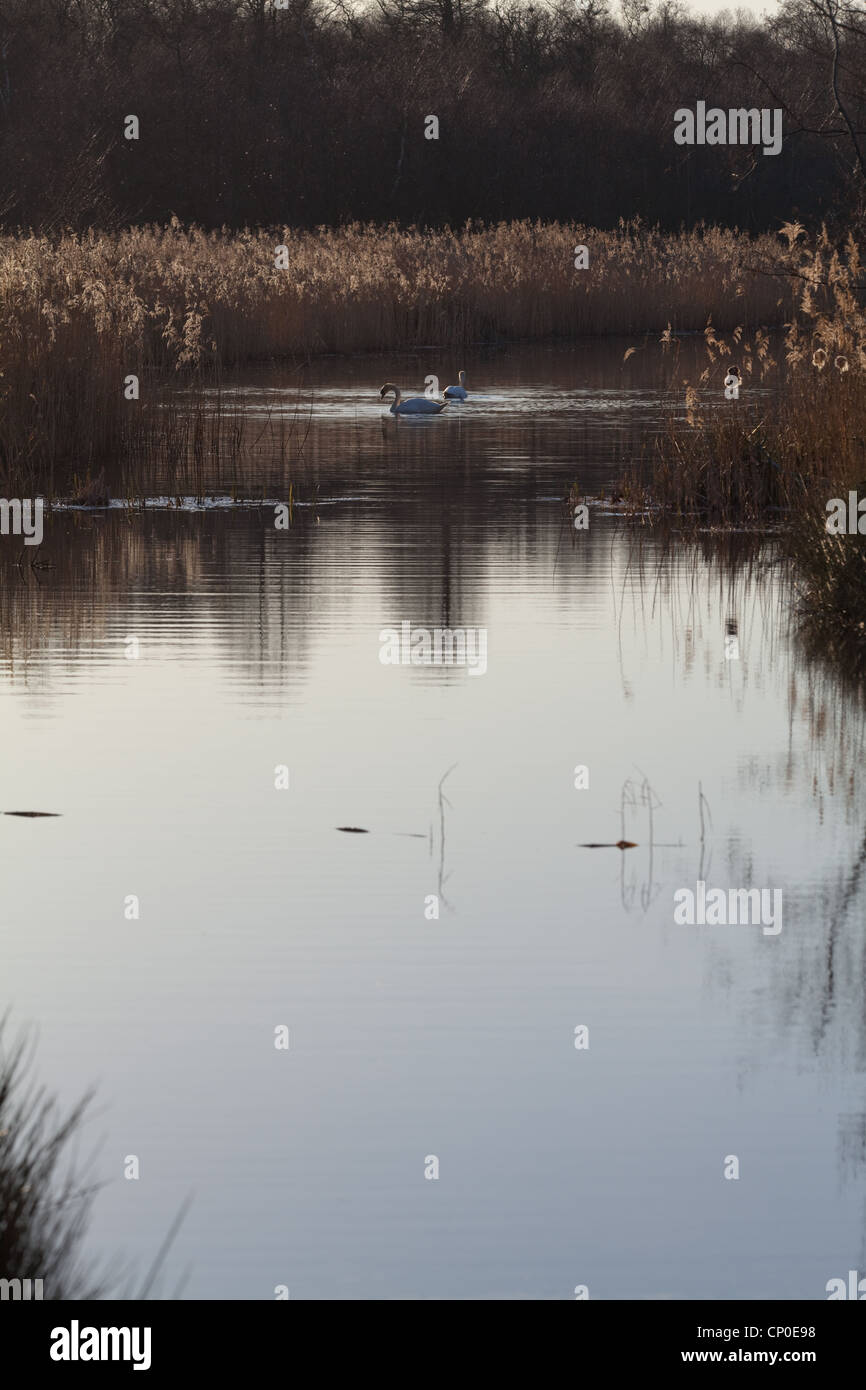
left=0, top=0, right=864, bottom=231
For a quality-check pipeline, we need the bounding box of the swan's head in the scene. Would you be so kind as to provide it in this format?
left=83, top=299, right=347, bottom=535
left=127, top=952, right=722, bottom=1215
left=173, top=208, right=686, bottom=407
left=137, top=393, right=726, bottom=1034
left=458, top=370, right=466, bottom=385
left=379, top=383, right=399, bottom=402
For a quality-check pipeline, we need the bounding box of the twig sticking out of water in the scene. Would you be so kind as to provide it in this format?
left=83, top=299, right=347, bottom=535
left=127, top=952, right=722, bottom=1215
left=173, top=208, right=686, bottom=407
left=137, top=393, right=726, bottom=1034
left=137, top=1193, right=193, bottom=1301
left=698, top=781, right=713, bottom=844
left=436, top=764, right=458, bottom=912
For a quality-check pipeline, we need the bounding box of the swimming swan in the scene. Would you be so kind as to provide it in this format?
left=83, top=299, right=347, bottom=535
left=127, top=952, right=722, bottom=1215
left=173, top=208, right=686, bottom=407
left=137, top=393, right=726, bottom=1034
left=444, top=371, right=468, bottom=400
left=379, top=384, right=446, bottom=415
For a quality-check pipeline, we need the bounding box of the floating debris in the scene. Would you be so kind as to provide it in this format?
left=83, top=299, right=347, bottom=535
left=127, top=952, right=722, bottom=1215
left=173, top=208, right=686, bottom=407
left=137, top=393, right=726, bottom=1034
left=336, top=825, right=427, bottom=837
left=579, top=840, right=637, bottom=849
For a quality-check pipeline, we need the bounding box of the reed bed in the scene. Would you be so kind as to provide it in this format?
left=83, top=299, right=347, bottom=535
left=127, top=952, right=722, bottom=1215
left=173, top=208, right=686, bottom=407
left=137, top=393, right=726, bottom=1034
left=621, top=225, right=866, bottom=664
left=0, top=1018, right=103, bottom=1300
left=0, top=220, right=793, bottom=487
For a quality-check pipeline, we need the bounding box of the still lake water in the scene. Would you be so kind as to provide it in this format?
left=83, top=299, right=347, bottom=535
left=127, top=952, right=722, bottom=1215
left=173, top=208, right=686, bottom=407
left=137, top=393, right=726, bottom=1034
left=2, top=341, right=864, bottom=1299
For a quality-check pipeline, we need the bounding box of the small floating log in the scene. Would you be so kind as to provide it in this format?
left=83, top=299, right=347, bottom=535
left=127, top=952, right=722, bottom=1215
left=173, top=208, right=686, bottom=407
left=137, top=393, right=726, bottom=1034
left=579, top=840, right=637, bottom=849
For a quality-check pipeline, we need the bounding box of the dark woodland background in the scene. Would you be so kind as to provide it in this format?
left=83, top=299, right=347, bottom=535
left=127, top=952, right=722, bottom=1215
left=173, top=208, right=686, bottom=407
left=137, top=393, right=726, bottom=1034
left=0, top=0, right=864, bottom=231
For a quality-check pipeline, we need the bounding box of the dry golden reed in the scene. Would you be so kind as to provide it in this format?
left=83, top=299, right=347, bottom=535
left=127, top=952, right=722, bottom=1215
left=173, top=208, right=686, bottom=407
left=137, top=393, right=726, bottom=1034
left=0, top=219, right=793, bottom=483
left=623, top=226, right=866, bottom=655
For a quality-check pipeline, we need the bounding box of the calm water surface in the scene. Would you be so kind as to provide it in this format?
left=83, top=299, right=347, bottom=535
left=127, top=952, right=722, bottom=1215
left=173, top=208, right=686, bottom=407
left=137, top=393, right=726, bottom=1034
left=2, top=341, right=863, bottom=1299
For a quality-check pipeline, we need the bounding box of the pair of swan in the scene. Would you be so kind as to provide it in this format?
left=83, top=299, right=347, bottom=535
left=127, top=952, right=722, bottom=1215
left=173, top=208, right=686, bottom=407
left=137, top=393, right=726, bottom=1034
left=380, top=371, right=468, bottom=416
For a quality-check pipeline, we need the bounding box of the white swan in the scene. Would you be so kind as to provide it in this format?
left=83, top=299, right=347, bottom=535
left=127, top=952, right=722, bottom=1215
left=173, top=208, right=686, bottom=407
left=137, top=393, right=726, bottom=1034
left=444, top=371, right=468, bottom=400
left=379, top=384, right=446, bottom=415
left=724, top=366, right=741, bottom=389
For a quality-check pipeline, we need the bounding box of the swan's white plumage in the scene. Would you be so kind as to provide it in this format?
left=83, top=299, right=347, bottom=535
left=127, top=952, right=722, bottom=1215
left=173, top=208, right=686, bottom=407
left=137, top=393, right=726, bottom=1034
left=379, top=384, right=446, bottom=415
left=444, top=370, right=468, bottom=400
